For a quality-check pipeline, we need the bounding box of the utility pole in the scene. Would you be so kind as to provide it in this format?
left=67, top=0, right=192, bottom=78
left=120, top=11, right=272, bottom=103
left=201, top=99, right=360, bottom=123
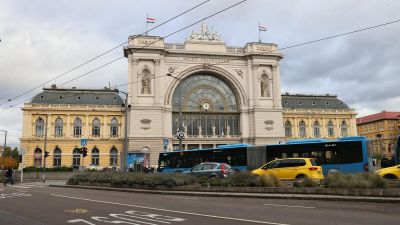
left=0, top=130, right=7, bottom=157
left=43, top=114, right=48, bottom=183
left=115, top=89, right=129, bottom=172
left=167, top=73, right=183, bottom=150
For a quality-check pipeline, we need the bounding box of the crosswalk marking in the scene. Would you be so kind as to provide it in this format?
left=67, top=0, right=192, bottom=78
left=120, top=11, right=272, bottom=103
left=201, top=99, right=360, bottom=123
left=7, top=184, right=46, bottom=189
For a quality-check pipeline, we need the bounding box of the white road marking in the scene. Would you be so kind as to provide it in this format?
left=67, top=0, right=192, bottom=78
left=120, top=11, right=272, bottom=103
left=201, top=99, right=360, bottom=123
left=51, top=194, right=290, bottom=225
left=164, top=196, right=198, bottom=200
left=0, top=189, right=3, bottom=191
left=263, top=203, right=315, bottom=209
left=8, top=184, right=46, bottom=189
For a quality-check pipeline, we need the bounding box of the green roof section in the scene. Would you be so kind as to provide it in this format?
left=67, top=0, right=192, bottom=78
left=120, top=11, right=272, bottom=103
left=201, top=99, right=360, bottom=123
left=31, top=86, right=124, bottom=105
left=281, top=93, right=349, bottom=109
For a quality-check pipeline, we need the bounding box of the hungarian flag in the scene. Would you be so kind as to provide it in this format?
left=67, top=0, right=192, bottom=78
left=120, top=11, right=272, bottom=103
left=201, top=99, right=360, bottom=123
left=147, top=17, right=156, bottom=24
left=258, top=24, right=267, bottom=31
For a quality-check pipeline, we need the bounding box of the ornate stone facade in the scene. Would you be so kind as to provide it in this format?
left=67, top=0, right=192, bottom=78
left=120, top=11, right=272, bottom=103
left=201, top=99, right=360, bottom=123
left=281, top=94, right=357, bottom=141
left=20, top=87, right=125, bottom=169
left=123, top=24, right=285, bottom=166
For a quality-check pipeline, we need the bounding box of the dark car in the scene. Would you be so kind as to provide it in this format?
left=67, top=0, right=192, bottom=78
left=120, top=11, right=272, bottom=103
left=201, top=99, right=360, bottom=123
left=184, top=162, right=235, bottom=178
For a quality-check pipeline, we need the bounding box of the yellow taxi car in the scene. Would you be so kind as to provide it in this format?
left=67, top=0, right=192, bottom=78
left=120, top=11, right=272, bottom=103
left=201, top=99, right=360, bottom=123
left=251, top=158, right=324, bottom=181
left=375, top=165, right=400, bottom=179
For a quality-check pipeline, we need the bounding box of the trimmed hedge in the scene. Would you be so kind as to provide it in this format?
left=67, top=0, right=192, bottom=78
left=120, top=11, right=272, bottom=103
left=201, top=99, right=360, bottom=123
left=23, top=166, right=73, bottom=172
left=324, top=172, right=387, bottom=189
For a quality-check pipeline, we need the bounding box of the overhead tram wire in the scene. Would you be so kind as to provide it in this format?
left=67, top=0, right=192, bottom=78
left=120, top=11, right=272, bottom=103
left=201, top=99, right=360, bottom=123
left=0, top=0, right=248, bottom=114
left=112, top=17, right=400, bottom=89
left=0, top=0, right=212, bottom=107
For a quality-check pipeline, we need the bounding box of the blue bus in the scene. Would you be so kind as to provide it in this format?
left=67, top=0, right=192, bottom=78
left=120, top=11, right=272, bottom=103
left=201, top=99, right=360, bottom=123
left=158, top=136, right=371, bottom=176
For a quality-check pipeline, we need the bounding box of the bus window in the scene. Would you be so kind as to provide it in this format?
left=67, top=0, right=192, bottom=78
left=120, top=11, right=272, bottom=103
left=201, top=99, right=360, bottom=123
left=282, top=153, right=287, bottom=158
left=293, top=153, right=299, bottom=158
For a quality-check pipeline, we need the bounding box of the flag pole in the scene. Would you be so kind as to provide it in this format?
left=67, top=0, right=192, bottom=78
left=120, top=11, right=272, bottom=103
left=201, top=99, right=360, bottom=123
left=146, top=13, right=148, bottom=36
left=258, top=22, right=261, bottom=43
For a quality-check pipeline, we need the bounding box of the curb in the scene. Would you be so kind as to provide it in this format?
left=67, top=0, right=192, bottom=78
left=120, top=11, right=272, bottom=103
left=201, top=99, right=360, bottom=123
left=49, top=184, right=400, bottom=203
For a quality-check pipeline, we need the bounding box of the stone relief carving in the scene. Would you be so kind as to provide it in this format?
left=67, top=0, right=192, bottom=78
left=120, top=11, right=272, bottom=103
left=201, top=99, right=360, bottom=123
left=140, top=119, right=151, bottom=130
left=264, top=120, right=274, bottom=130
left=235, top=69, right=243, bottom=78
left=186, top=23, right=222, bottom=42
left=252, top=64, right=259, bottom=71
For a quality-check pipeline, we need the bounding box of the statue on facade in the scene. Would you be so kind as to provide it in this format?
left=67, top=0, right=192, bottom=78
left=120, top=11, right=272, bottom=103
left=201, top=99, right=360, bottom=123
left=186, top=22, right=222, bottom=42
left=260, top=75, right=269, bottom=97
left=141, top=73, right=151, bottom=94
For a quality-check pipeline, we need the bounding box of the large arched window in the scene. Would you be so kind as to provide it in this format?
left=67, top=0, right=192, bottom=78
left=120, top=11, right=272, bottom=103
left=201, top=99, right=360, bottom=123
left=341, top=120, right=348, bottom=137
left=34, top=148, right=42, bottom=167
left=327, top=120, right=334, bottom=137
left=55, top=117, right=63, bottom=137
left=35, top=117, right=44, bottom=137
left=284, top=121, right=292, bottom=138
left=299, top=120, right=306, bottom=138
left=313, top=121, right=321, bottom=138
left=73, top=118, right=82, bottom=137
left=91, top=148, right=100, bottom=166
left=92, top=118, right=101, bottom=137
left=110, top=118, right=118, bottom=137
left=53, top=147, right=62, bottom=167
left=171, top=74, right=240, bottom=137
left=72, top=148, right=81, bottom=167
left=110, top=147, right=118, bottom=166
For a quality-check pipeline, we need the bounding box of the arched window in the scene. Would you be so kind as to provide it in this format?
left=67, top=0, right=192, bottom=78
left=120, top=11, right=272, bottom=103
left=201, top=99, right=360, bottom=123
left=92, top=118, right=101, bottom=137
left=91, top=148, right=100, bottom=166
left=35, top=117, right=44, bottom=137
left=313, top=121, right=321, bottom=138
left=72, top=148, right=81, bottom=167
left=55, top=117, right=63, bottom=137
left=34, top=148, right=42, bottom=167
left=53, top=147, right=62, bottom=167
left=110, top=148, right=118, bottom=166
left=110, top=118, right=118, bottom=137
left=73, top=118, right=82, bottom=137
left=284, top=121, right=292, bottom=138
left=341, top=120, right=348, bottom=137
left=327, top=120, right=334, bottom=137
left=299, top=120, right=306, bottom=138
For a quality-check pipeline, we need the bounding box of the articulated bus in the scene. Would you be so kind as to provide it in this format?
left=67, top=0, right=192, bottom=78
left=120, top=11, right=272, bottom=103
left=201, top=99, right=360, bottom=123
left=158, top=136, right=371, bottom=176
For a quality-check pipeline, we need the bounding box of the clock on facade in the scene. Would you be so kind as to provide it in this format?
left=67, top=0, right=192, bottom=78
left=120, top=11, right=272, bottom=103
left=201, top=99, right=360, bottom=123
left=202, top=102, right=210, bottom=110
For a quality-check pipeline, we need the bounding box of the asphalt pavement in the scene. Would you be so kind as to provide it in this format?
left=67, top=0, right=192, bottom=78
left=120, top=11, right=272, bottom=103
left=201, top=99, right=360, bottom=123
left=0, top=181, right=399, bottom=225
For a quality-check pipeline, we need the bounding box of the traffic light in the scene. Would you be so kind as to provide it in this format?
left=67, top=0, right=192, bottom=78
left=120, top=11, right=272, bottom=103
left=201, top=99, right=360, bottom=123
left=44, top=151, right=49, bottom=158
left=81, top=147, right=87, bottom=157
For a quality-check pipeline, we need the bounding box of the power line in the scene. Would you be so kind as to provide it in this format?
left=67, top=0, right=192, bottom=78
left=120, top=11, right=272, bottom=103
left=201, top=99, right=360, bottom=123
left=0, top=0, right=248, bottom=113
left=0, top=0, right=212, bottom=106
left=112, top=18, right=400, bottom=88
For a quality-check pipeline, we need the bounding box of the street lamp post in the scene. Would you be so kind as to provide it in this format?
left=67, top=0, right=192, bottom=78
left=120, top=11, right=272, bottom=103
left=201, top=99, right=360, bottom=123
left=167, top=73, right=183, bottom=150
left=0, top=130, right=7, bottom=157
left=43, top=114, right=48, bottom=183
left=115, top=89, right=129, bottom=172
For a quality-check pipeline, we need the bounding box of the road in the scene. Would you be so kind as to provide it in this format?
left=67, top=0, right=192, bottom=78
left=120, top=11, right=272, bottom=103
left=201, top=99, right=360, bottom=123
left=0, top=182, right=399, bottom=225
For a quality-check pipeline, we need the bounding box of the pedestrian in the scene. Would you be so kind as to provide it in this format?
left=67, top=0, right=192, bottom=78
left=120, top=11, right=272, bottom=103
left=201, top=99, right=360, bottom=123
left=3, top=168, right=14, bottom=186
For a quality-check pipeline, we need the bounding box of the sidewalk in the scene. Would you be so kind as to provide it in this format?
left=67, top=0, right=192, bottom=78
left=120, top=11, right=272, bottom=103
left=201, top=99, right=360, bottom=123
left=50, top=184, right=400, bottom=203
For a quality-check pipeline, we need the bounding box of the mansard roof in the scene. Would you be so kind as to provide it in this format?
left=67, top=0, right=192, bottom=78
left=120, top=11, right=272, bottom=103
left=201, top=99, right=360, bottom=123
left=31, top=86, right=124, bottom=105
left=282, top=93, right=349, bottom=109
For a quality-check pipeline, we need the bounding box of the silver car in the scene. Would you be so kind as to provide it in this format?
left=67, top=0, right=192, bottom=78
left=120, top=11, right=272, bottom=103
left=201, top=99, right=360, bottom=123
left=184, top=162, right=235, bottom=178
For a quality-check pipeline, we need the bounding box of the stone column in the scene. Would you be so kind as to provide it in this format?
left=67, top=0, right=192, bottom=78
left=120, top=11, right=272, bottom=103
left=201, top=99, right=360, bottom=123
left=66, top=114, right=70, bottom=138
left=85, top=114, right=90, bottom=138
left=103, top=115, right=107, bottom=138
left=272, top=65, right=281, bottom=109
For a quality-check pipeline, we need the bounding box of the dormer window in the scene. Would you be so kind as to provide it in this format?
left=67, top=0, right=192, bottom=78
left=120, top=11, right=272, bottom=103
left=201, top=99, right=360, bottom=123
left=326, top=102, right=329, bottom=105
left=113, top=97, right=117, bottom=102
left=77, top=96, right=81, bottom=100
left=40, top=96, right=44, bottom=99
left=312, top=101, right=315, bottom=105
left=59, top=96, right=63, bottom=100
left=96, top=97, right=99, bottom=101
left=298, top=101, right=302, bottom=105
left=284, top=101, right=288, bottom=105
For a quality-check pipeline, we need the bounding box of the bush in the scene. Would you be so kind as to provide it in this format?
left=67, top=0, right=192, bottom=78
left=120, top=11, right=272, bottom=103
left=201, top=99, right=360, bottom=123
left=324, top=172, right=387, bottom=189
left=293, top=176, right=319, bottom=188
left=222, top=172, right=260, bottom=187
left=67, top=172, right=199, bottom=187
left=259, top=174, right=284, bottom=187
left=23, top=166, right=73, bottom=172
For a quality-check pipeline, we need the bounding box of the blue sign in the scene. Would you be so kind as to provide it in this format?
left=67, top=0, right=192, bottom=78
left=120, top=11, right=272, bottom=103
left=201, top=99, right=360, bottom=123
left=80, top=138, right=87, bottom=146
left=163, top=137, right=169, bottom=152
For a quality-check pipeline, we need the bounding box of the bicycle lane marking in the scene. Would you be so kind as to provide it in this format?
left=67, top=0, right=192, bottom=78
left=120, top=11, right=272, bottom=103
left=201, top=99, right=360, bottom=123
left=51, top=194, right=290, bottom=225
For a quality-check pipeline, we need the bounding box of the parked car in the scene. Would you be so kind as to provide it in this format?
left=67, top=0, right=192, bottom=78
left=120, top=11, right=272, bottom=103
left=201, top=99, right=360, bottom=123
left=183, top=162, right=236, bottom=178
left=251, top=158, right=324, bottom=181
left=375, top=165, right=400, bottom=179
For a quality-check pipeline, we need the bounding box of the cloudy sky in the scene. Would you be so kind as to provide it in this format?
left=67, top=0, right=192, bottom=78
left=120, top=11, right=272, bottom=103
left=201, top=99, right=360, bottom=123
left=1, top=0, right=400, bottom=147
